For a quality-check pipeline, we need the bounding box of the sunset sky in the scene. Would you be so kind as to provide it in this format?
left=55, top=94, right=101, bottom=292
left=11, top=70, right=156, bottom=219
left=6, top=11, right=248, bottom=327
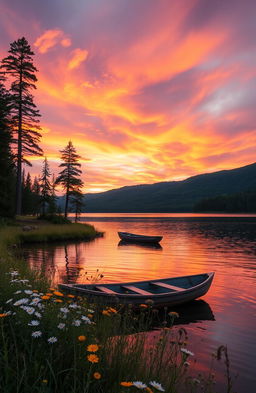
left=0, top=0, right=256, bottom=193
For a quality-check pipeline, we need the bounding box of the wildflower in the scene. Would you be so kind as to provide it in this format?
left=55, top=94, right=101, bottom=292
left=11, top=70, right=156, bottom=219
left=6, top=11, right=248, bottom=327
left=108, top=307, right=117, bottom=313
left=28, top=320, right=40, bottom=326
left=181, top=348, right=194, bottom=356
left=6, top=299, right=13, bottom=304
left=145, top=299, right=154, bottom=305
left=32, top=331, right=42, bottom=338
left=54, top=299, right=63, bottom=303
left=14, top=290, right=22, bottom=294
left=33, top=290, right=39, bottom=293
left=72, top=319, right=81, bottom=327
left=24, top=290, right=33, bottom=295
left=87, top=354, right=99, bottom=363
left=149, top=381, right=165, bottom=391
left=41, top=295, right=50, bottom=300
left=13, top=298, right=29, bottom=306
left=78, top=335, right=86, bottom=341
left=87, top=314, right=93, bottom=318
left=81, top=315, right=92, bottom=324
left=60, top=307, right=69, bottom=314
left=42, top=379, right=48, bottom=384
left=102, top=310, right=111, bottom=316
left=57, top=323, right=66, bottom=330
left=49, top=287, right=55, bottom=291
left=87, top=308, right=95, bottom=313
left=145, top=388, right=154, bottom=393
left=93, top=372, right=101, bottom=379
left=139, top=304, right=148, bottom=308
left=48, top=337, right=58, bottom=344
left=69, top=303, right=79, bottom=309
left=20, top=306, right=35, bottom=315
left=54, top=291, right=64, bottom=297
left=30, top=298, right=41, bottom=305
left=67, top=294, right=75, bottom=298
left=120, top=382, right=133, bottom=387
left=0, top=313, right=8, bottom=318
left=87, top=344, right=99, bottom=352
left=133, top=381, right=147, bottom=389
left=168, top=311, right=179, bottom=318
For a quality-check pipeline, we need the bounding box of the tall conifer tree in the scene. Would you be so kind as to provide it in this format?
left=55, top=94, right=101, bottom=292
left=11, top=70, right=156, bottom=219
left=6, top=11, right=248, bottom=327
left=0, top=76, right=15, bottom=217
left=56, top=141, right=83, bottom=217
left=1, top=37, right=43, bottom=215
left=40, top=157, right=51, bottom=216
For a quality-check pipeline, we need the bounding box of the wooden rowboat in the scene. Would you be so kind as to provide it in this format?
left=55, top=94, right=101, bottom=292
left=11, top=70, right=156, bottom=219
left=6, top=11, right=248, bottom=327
left=59, top=272, right=214, bottom=307
left=118, top=231, right=163, bottom=244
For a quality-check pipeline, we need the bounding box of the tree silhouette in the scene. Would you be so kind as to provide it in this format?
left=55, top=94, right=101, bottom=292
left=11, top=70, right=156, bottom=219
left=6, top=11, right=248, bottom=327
left=1, top=37, right=43, bottom=215
left=40, top=157, right=52, bottom=215
left=56, top=141, right=83, bottom=217
left=0, top=76, right=15, bottom=217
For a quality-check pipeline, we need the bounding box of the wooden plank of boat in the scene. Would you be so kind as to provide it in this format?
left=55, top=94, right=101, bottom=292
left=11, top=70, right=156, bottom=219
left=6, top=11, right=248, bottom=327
left=150, top=282, right=183, bottom=291
left=59, top=272, right=215, bottom=307
left=118, top=231, right=162, bottom=244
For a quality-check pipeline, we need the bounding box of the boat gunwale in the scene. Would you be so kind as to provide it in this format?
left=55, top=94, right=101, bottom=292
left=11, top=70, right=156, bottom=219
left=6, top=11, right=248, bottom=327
left=118, top=231, right=163, bottom=242
left=59, top=272, right=214, bottom=298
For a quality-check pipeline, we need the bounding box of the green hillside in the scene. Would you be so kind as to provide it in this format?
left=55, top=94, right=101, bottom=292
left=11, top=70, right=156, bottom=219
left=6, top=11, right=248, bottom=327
left=59, top=162, right=256, bottom=212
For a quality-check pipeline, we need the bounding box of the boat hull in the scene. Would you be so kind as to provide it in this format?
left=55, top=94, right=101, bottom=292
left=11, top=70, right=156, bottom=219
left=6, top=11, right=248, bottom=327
left=118, top=231, right=163, bottom=243
left=59, top=272, right=214, bottom=307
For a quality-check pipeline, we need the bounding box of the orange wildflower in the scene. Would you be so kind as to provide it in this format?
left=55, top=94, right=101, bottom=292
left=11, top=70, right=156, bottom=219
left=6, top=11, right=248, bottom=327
left=54, top=299, right=63, bottom=303
left=93, top=372, right=101, bottom=379
left=87, top=314, right=93, bottom=318
left=0, top=313, right=8, bottom=318
left=78, top=335, right=86, bottom=342
left=102, top=310, right=111, bottom=316
left=41, top=295, right=50, bottom=300
left=87, top=344, right=99, bottom=352
left=108, top=307, right=117, bottom=313
left=67, top=294, right=75, bottom=298
left=120, top=382, right=133, bottom=387
left=139, top=304, right=148, bottom=308
left=87, top=354, right=99, bottom=363
left=53, top=291, right=64, bottom=297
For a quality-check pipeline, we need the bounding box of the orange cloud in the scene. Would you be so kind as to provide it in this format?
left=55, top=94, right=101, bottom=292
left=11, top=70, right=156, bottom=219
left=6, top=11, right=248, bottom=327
left=34, top=29, right=71, bottom=53
left=68, top=48, right=89, bottom=70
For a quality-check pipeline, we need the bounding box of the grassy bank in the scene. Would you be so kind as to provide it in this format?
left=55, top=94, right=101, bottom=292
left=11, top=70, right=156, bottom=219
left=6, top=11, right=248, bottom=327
left=0, top=222, right=235, bottom=393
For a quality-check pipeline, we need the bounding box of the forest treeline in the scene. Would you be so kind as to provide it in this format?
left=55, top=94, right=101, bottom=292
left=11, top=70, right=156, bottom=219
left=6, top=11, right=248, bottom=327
left=194, top=191, right=256, bottom=213
left=0, top=37, right=84, bottom=221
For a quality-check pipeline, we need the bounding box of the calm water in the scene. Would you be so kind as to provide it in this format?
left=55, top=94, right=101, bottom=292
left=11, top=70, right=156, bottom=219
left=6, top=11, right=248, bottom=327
left=21, top=213, right=256, bottom=392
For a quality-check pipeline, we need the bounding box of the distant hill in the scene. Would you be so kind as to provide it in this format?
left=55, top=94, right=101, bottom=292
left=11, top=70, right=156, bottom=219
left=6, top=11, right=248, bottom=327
left=58, top=162, right=256, bottom=212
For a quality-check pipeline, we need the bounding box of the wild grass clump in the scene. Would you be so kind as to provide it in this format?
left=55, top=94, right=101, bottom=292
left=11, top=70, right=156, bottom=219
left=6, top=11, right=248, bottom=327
left=0, top=226, right=236, bottom=393
left=38, top=214, right=72, bottom=225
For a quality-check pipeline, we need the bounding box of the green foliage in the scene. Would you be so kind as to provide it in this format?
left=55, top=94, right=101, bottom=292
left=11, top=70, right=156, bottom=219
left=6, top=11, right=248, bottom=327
left=194, top=191, right=256, bottom=213
left=38, top=214, right=72, bottom=225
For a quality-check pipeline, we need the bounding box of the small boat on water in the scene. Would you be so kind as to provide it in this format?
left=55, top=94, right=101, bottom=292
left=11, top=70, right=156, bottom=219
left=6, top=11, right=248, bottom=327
left=59, top=272, right=214, bottom=307
left=118, top=231, right=163, bottom=244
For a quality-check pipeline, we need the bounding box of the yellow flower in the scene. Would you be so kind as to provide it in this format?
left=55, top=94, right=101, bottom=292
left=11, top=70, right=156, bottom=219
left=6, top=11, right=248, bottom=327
left=41, top=295, right=50, bottom=300
left=53, top=291, right=64, bottom=297
left=0, top=313, right=8, bottom=318
left=42, top=379, right=48, bottom=384
left=87, top=354, right=99, bottom=363
left=78, top=335, right=86, bottom=342
left=87, top=344, right=99, bottom=352
left=93, top=372, right=101, bottom=379
left=120, top=382, right=133, bottom=387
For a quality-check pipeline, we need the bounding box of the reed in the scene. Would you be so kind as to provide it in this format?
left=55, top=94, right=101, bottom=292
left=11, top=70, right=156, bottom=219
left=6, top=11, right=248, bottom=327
left=0, top=226, right=236, bottom=393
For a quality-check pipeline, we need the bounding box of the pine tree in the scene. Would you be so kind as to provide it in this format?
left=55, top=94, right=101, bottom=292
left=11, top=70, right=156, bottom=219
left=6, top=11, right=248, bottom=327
left=0, top=76, right=15, bottom=217
left=40, top=157, right=51, bottom=216
left=70, top=186, right=84, bottom=222
left=1, top=37, right=43, bottom=215
left=22, top=172, right=33, bottom=214
left=31, top=176, right=41, bottom=215
left=48, top=174, right=58, bottom=214
left=56, top=141, right=83, bottom=217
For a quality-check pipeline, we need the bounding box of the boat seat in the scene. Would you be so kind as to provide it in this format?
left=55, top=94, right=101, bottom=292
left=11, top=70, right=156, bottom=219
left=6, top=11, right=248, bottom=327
left=151, top=282, right=184, bottom=291
left=121, top=285, right=152, bottom=296
left=95, top=286, right=117, bottom=294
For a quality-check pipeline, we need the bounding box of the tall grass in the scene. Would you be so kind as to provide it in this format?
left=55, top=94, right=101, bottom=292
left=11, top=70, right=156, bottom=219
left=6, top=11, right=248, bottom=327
left=0, top=225, right=236, bottom=393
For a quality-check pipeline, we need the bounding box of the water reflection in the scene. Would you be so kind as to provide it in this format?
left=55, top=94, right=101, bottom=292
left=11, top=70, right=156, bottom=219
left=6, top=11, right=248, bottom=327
left=118, top=240, right=162, bottom=250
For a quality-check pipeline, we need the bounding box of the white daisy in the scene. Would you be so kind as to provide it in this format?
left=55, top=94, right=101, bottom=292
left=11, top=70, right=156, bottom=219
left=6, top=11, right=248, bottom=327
left=72, top=320, right=81, bottom=327
left=35, top=312, right=42, bottom=319
left=6, top=299, right=13, bottom=304
left=57, top=323, right=66, bottom=330
left=48, top=337, right=57, bottom=344
left=28, top=320, right=40, bottom=326
left=24, top=290, right=33, bottom=295
left=32, top=331, right=42, bottom=338
left=181, top=348, right=194, bottom=356
left=13, top=298, right=29, bottom=306
left=149, top=381, right=165, bottom=391
left=132, top=381, right=147, bottom=389
left=69, top=303, right=79, bottom=309
left=81, top=315, right=92, bottom=324
left=14, top=290, right=22, bottom=294
left=60, top=307, right=69, bottom=314
left=20, top=306, right=35, bottom=315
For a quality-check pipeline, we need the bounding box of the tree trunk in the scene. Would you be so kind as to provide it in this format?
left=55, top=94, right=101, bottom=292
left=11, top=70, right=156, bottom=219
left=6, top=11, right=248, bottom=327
left=16, top=71, right=23, bottom=215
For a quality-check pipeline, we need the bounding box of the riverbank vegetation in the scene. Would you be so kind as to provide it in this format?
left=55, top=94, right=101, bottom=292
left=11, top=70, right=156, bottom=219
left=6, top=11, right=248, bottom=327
left=0, top=224, right=236, bottom=393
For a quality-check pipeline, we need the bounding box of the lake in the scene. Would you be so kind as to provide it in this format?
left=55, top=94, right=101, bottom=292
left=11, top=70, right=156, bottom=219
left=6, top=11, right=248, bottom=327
left=21, top=213, right=256, bottom=393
